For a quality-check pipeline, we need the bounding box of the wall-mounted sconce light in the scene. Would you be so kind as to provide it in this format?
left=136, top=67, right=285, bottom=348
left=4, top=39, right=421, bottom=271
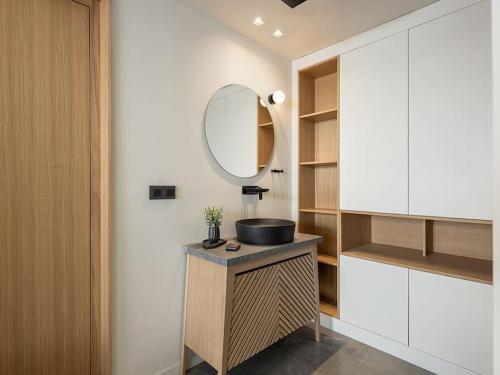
left=268, top=90, right=286, bottom=105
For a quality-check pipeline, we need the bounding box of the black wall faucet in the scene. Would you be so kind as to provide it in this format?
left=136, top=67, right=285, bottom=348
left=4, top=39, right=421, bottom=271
left=242, top=186, right=269, bottom=200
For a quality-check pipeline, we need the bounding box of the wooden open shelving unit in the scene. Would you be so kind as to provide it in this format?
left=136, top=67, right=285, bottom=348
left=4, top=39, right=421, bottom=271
left=298, top=57, right=340, bottom=318
left=257, top=99, right=274, bottom=171
left=340, top=211, right=493, bottom=284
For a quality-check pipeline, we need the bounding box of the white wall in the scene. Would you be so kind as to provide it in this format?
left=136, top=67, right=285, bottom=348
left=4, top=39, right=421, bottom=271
left=493, top=0, right=500, bottom=372
left=112, top=1, right=291, bottom=374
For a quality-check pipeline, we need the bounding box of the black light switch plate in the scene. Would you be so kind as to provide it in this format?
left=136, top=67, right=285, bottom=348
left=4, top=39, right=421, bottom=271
left=149, top=186, right=176, bottom=200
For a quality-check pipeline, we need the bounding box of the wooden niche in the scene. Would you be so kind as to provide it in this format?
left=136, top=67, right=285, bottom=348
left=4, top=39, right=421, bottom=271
left=298, top=57, right=340, bottom=317
left=257, top=98, right=274, bottom=171
left=340, top=212, right=493, bottom=284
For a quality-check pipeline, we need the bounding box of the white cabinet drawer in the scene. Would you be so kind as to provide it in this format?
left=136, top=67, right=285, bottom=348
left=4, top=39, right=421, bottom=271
left=409, top=270, right=493, bottom=375
left=340, top=256, right=408, bottom=345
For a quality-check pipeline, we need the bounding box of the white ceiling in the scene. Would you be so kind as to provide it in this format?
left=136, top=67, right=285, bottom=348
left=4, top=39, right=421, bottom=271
left=178, top=0, right=438, bottom=59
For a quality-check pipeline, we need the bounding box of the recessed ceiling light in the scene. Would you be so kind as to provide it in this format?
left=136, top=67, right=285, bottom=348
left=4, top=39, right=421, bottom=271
left=273, top=29, right=284, bottom=38
left=253, top=16, right=264, bottom=26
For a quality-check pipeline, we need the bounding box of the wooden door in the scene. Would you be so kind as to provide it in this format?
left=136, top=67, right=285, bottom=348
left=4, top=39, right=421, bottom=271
left=339, top=31, right=409, bottom=214
left=0, top=0, right=91, bottom=374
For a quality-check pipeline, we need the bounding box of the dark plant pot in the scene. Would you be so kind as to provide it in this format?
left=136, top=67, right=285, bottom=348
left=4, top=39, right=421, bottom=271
left=208, top=226, right=220, bottom=243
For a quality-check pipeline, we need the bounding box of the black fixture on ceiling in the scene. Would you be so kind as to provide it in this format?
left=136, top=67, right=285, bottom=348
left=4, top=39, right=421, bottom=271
left=281, top=0, right=307, bottom=9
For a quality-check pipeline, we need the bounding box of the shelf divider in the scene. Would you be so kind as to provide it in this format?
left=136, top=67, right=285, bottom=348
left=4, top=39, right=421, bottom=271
left=299, top=160, right=337, bottom=166
left=300, top=108, right=338, bottom=122
left=300, top=208, right=338, bottom=215
left=342, top=243, right=492, bottom=284
left=258, top=121, right=273, bottom=127
left=319, top=301, right=338, bottom=318
left=317, top=254, right=338, bottom=267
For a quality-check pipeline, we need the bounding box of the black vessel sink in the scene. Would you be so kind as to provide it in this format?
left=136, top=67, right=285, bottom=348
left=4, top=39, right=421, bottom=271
left=235, top=218, right=296, bottom=245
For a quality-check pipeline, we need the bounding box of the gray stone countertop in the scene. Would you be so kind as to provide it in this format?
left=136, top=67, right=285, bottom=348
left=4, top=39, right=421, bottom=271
left=182, top=232, right=323, bottom=267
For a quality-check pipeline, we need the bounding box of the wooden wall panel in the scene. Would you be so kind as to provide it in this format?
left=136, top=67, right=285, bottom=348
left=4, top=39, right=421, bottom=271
left=314, top=73, right=337, bottom=112
left=371, top=216, right=424, bottom=251
left=432, top=221, right=492, bottom=260
left=314, top=166, right=337, bottom=209
left=314, top=119, right=337, bottom=161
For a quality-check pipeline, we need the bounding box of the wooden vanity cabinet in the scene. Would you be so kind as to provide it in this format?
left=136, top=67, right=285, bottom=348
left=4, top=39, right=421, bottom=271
left=181, top=238, right=321, bottom=374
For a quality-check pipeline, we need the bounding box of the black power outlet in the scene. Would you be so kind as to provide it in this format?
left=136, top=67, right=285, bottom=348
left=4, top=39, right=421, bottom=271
left=149, top=186, right=176, bottom=200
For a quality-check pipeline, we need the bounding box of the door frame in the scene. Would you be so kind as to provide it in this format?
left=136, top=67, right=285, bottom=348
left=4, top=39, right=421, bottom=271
left=85, top=0, right=111, bottom=374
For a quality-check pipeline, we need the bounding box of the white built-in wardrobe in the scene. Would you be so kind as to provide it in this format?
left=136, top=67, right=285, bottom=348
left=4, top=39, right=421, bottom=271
left=339, top=2, right=493, bottom=374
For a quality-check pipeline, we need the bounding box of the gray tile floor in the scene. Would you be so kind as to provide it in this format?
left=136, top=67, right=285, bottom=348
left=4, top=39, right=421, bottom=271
left=187, top=326, right=433, bottom=375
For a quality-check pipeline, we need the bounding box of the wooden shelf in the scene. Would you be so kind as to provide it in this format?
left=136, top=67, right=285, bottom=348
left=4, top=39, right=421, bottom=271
left=317, top=254, right=338, bottom=267
left=340, top=209, right=491, bottom=225
left=299, top=160, right=337, bottom=166
left=342, top=243, right=493, bottom=284
left=258, top=122, right=273, bottom=127
left=300, top=108, right=338, bottom=122
left=319, top=301, right=338, bottom=318
left=258, top=164, right=267, bottom=168
left=300, top=208, right=337, bottom=215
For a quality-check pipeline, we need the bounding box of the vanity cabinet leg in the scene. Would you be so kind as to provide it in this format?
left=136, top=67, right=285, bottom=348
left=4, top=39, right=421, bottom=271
left=312, top=248, right=321, bottom=343
left=180, top=345, right=188, bottom=375
left=314, top=316, right=321, bottom=342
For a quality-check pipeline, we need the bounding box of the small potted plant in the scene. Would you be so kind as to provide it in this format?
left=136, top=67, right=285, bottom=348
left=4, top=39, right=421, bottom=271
left=204, top=206, right=223, bottom=243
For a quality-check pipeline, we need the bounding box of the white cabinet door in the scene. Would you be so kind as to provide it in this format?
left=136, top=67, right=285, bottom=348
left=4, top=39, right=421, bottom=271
left=409, top=1, right=492, bottom=220
left=340, top=256, right=409, bottom=345
left=340, top=31, right=408, bottom=214
left=409, top=270, right=493, bottom=375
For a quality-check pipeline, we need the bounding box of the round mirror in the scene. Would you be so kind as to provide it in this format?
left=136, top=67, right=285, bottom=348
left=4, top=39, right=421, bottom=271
left=204, top=84, right=274, bottom=178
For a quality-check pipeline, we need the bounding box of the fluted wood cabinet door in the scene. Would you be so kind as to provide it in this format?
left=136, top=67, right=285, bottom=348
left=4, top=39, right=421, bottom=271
left=228, top=254, right=317, bottom=369
left=0, top=1, right=91, bottom=374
